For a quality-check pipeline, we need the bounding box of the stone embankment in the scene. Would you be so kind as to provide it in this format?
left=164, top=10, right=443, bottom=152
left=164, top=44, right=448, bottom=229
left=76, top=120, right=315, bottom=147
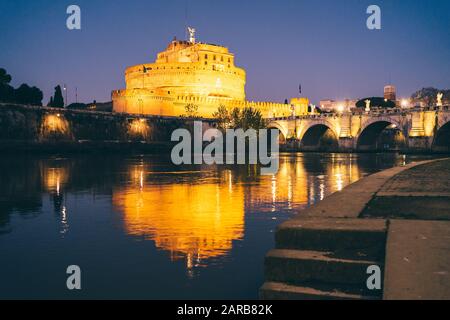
left=261, top=158, right=450, bottom=300
left=0, top=103, right=212, bottom=153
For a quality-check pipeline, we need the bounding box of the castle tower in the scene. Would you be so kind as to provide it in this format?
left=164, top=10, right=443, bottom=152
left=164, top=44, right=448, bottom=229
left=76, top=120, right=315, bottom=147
left=112, top=29, right=311, bottom=118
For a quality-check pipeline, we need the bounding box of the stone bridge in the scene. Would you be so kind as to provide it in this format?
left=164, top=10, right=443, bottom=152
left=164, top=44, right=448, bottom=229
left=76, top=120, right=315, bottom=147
left=268, top=106, right=450, bottom=152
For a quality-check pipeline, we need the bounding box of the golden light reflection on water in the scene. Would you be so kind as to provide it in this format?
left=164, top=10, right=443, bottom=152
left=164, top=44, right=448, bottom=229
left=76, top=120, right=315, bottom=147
left=109, top=155, right=365, bottom=271
left=42, top=164, right=69, bottom=235
left=112, top=167, right=245, bottom=270
left=43, top=166, right=68, bottom=194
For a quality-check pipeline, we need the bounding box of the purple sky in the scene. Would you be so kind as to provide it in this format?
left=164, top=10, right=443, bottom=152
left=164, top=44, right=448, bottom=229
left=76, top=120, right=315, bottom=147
left=1, top=0, right=449, bottom=105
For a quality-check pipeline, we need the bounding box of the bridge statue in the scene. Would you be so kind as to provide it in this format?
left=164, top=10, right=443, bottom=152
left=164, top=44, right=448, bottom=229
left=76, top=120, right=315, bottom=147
left=365, top=99, right=371, bottom=112
left=437, top=92, right=443, bottom=107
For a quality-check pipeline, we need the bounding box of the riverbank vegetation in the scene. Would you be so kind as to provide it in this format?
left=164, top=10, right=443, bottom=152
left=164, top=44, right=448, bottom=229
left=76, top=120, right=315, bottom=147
left=213, top=105, right=266, bottom=131
left=0, top=68, right=43, bottom=106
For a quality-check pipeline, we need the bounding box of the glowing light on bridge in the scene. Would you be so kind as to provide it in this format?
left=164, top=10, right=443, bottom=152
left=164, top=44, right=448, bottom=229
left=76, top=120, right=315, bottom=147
left=401, top=99, right=409, bottom=108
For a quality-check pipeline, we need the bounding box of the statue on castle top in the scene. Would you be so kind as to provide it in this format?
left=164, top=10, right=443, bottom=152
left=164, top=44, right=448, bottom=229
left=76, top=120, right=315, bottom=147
left=188, top=27, right=196, bottom=44
left=437, top=92, right=443, bottom=107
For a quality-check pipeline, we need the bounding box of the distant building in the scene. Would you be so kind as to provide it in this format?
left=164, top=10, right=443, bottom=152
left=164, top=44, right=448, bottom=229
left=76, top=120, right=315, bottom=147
left=384, top=85, right=396, bottom=101
left=87, top=101, right=113, bottom=112
left=319, top=99, right=358, bottom=113
left=319, top=84, right=402, bottom=112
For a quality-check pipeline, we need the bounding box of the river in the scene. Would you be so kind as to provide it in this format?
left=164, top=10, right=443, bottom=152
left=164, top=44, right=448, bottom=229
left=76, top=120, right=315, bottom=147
left=0, top=152, right=438, bottom=299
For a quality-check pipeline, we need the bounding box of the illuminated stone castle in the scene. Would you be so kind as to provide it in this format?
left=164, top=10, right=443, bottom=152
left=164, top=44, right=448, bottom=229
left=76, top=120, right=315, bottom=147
left=112, top=28, right=309, bottom=118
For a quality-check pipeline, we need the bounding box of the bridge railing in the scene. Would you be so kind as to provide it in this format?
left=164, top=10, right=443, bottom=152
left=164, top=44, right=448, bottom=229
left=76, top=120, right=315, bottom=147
left=267, top=105, right=448, bottom=121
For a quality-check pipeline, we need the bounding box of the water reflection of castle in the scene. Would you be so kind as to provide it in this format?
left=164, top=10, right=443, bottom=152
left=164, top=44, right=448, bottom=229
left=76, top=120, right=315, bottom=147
left=1, top=155, right=373, bottom=271
left=111, top=166, right=245, bottom=270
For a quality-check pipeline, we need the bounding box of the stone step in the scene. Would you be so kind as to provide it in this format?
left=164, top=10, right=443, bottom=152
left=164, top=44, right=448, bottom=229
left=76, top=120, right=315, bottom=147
left=265, top=249, right=382, bottom=288
left=260, top=281, right=380, bottom=300
left=275, top=218, right=387, bottom=260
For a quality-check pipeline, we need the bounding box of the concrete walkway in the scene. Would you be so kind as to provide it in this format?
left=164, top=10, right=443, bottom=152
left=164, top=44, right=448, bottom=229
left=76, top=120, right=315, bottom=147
left=363, top=158, right=450, bottom=299
left=383, top=220, right=450, bottom=300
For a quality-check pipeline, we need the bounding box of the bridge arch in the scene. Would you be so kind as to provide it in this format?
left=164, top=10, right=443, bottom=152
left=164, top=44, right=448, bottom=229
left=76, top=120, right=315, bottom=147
left=299, top=119, right=339, bottom=140
left=267, top=121, right=288, bottom=143
left=356, top=117, right=406, bottom=151
left=299, top=122, right=339, bottom=151
left=433, top=120, right=450, bottom=152
left=438, top=115, right=450, bottom=129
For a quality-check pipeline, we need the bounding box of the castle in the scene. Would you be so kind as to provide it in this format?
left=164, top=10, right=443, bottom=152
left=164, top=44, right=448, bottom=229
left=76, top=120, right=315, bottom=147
left=112, top=28, right=309, bottom=118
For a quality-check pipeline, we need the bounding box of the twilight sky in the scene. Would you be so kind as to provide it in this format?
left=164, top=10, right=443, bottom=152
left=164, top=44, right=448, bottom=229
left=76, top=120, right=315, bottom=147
left=1, top=0, right=449, bottom=105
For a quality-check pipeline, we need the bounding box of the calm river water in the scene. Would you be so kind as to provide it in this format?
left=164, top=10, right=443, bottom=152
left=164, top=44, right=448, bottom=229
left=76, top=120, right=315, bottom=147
left=0, top=153, right=438, bottom=299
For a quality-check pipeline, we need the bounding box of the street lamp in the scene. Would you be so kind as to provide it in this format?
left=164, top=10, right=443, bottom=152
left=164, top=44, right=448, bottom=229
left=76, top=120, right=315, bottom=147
left=63, top=84, right=67, bottom=108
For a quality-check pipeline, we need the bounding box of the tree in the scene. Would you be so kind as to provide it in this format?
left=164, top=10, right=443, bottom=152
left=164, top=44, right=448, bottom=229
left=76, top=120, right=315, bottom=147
left=184, top=103, right=199, bottom=118
left=0, top=68, right=14, bottom=103
left=28, top=86, right=43, bottom=105
left=0, top=68, right=12, bottom=86
left=212, top=105, right=232, bottom=130
left=411, top=87, right=450, bottom=107
left=51, top=85, right=64, bottom=108
left=213, top=106, right=266, bottom=131
left=14, top=84, right=43, bottom=105
left=0, top=83, right=14, bottom=103
left=0, top=68, right=44, bottom=105
left=239, top=107, right=266, bottom=130
left=230, top=107, right=241, bottom=128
